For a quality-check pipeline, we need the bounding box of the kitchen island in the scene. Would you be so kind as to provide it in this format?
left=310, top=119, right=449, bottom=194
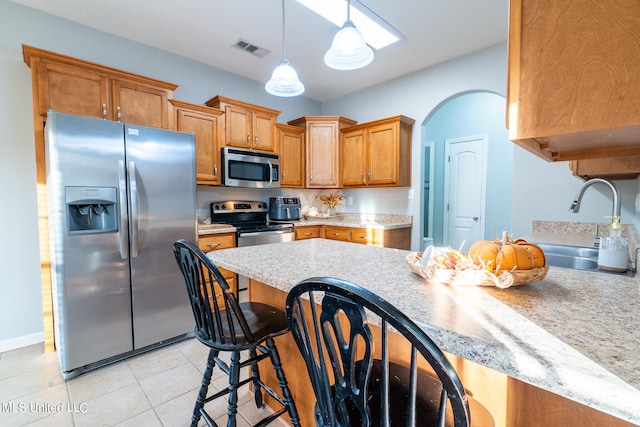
left=207, top=238, right=640, bottom=427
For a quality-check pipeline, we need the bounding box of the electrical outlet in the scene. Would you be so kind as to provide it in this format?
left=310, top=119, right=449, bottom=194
left=408, top=189, right=414, bottom=200
left=347, top=196, right=353, bottom=205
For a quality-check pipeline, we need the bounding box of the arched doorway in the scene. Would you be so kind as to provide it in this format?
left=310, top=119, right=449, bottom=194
left=421, top=91, right=512, bottom=250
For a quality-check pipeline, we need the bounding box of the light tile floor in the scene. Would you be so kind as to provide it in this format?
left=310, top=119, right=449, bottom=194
left=0, top=339, right=294, bottom=426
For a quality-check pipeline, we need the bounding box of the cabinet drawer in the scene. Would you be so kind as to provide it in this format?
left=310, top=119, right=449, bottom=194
left=198, top=233, right=236, bottom=252
left=295, top=226, right=322, bottom=240
left=350, top=228, right=383, bottom=246
left=324, top=226, right=350, bottom=242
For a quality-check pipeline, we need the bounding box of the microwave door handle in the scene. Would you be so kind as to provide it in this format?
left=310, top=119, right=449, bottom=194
left=267, top=161, right=273, bottom=186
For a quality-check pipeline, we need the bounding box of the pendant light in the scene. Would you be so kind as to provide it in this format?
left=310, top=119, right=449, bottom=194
left=324, top=0, right=374, bottom=70
left=266, top=0, right=305, bottom=97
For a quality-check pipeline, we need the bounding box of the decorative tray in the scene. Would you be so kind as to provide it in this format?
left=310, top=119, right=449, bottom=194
left=304, top=213, right=342, bottom=219
left=405, top=251, right=549, bottom=289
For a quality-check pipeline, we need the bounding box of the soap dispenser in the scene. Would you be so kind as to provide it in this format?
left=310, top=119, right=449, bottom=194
left=597, top=216, right=628, bottom=272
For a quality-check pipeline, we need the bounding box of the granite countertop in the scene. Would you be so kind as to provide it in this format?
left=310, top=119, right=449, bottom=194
left=207, top=238, right=640, bottom=426
left=198, top=213, right=412, bottom=235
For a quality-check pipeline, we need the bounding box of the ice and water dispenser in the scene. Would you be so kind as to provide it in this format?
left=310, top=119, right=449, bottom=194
left=65, top=186, right=118, bottom=234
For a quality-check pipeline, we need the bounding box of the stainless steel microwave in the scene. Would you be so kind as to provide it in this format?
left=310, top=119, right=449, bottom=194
left=222, top=147, right=280, bottom=188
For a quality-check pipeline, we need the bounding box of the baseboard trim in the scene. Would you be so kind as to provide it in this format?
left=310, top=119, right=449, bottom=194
left=0, top=332, right=44, bottom=353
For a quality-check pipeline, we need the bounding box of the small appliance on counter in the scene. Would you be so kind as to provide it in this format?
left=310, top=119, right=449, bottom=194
left=597, top=216, right=629, bottom=272
left=269, top=197, right=301, bottom=221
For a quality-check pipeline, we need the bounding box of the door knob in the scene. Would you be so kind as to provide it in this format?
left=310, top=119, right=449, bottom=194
left=473, top=216, right=479, bottom=221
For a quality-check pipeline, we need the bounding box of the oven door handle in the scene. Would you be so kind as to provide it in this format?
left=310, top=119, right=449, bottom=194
left=238, top=229, right=293, bottom=238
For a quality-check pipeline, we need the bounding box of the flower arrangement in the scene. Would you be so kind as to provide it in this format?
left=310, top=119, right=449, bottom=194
left=315, top=192, right=344, bottom=208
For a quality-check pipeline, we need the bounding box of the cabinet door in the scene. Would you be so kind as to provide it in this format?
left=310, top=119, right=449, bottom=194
left=342, top=128, right=367, bottom=187
left=198, top=234, right=237, bottom=301
left=507, top=0, right=640, bottom=161
left=368, top=121, right=398, bottom=186
left=111, top=79, right=170, bottom=129
left=278, top=125, right=305, bottom=188
left=175, top=105, right=223, bottom=185
left=224, top=104, right=253, bottom=148
left=253, top=111, right=276, bottom=152
left=35, top=59, right=109, bottom=119
left=307, top=121, right=340, bottom=188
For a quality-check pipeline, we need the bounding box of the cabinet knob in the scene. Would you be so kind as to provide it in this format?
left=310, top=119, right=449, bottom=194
left=367, top=171, right=371, bottom=182
left=102, top=104, right=107, bottom=120
left=214, top=164, right=218, bottom=178
left=247, top=134, right=251, bottom=145
left=117, top=106, right=122, bottom=122
left=255, top=135, right=259, bottom=145
left=206, top=243, right=221, bottom=249
left=310, top=173, right=313, bottom=182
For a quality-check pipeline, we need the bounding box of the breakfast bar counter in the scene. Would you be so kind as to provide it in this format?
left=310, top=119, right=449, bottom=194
left=207, top=238, right=640, bottom=427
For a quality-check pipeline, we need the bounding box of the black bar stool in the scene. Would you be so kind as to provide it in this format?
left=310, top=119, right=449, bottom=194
left=173, top=239, right=300, bottom=427
left=286, top=276, right=494, bottom=427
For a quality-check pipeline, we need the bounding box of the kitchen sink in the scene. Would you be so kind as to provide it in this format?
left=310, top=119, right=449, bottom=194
left=536, top=243, right=632, bottom=275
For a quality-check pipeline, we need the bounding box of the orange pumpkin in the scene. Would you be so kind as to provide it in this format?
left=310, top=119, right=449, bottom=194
left=468, top=232, right=546, bottom=271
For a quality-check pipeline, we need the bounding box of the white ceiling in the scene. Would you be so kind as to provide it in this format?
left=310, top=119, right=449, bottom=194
left=10, top=0, right=510, bottom=102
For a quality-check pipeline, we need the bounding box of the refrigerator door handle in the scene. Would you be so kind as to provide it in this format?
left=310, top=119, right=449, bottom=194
left=117, top=160, right=129, bottom=259
left=127, top=160, right=139, bottom=258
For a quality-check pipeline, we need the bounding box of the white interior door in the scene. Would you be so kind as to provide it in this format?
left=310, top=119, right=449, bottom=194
left=443, top=135, right=487, bottom=251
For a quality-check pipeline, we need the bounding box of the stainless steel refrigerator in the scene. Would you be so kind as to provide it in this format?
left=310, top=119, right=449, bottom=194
left=45, top=111, right=196, bottom=378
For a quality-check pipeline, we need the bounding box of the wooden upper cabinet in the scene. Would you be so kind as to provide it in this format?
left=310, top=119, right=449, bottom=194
left=170, top=100, right=224, bottom=185
left=569, top=157, right=640, bottom=181
left=506, top=0, right=640, bottom=161
left=288, top=116, right=357, bottom=188
left=341, top=115, right=414, bottom=187
left=277, top=123, right=305, bottom=188
left=23, top=45, right=177, bottom=128
left=206, top=95, right=280, bottom=152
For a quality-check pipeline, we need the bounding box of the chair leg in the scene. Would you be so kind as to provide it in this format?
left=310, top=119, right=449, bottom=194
left=266, top=338, right=301, bottom=427
left=192, top=348, right=219, bottom=427
left=250, top=348, right=264, bottom=408
left=226, top=350, right=242, bottom=427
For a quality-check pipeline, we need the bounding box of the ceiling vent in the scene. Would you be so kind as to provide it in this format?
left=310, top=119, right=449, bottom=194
left=233, top=39, right=270, bottom=58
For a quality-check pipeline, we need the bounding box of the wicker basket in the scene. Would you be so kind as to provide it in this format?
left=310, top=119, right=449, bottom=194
left=405, top=252, right=549, bottom=289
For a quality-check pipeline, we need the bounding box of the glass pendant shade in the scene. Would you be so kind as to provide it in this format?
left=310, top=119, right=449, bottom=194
left=265, top=59, right=305, bottom=97
left=266, top=0, right=304, bottom=97
left=324, top=20, right=374, bottom=70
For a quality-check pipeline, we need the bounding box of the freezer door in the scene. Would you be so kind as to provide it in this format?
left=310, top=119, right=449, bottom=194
left=124, top=125, right=196, bottom=348
left=45, top=112, right=133, bottom=373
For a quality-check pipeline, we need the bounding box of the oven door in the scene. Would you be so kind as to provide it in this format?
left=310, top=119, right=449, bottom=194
left=237, top=229, right=294, bottom=247
left=223, top=147, right=280, bottom=188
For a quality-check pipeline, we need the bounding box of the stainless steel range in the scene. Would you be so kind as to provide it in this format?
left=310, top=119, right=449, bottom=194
left=210, top=200, right=295, bottom=300
left=210, top=200, right=295, bottom=246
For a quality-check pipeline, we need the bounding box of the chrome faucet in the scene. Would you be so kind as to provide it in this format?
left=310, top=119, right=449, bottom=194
left=568, top=178, right=621, bottom=219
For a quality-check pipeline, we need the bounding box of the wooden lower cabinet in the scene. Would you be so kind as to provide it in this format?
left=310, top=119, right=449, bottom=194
left=294, top=225, right=322, bottom=240
left=322, top=225, right=411, bottom=250
left=250, top=281, right=637, bottom=427
left=197, top=234, right=237, bottom=302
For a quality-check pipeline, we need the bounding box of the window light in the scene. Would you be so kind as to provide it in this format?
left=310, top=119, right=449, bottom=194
left=297, top=0, right=403, bottom=50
